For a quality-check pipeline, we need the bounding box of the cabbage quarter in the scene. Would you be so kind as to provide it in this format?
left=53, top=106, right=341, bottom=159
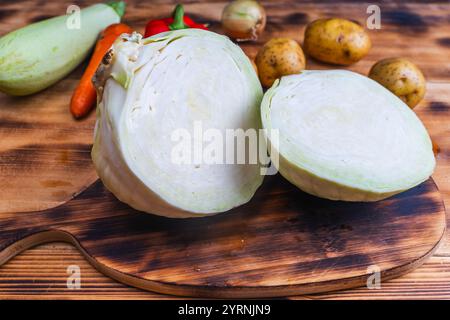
left=92, top=30, right=264, bottom=218
left=261, top=70, right=435, bottom=201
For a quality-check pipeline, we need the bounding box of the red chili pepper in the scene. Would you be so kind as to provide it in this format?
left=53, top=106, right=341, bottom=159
left=144, top=4, right=207, bottom=38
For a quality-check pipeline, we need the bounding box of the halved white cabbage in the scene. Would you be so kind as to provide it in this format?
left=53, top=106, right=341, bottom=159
left=261, top=70, right=435, bottom=201
left=92, top=30, right=264, bottom=218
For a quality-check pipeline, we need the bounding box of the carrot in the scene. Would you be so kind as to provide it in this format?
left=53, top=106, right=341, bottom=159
left=70, top=23, right=132, bottom=119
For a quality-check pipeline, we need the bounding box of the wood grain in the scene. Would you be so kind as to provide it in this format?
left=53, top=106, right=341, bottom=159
left=0, top=0, right=449, bottom=299
left=0, top=177, right=446, bottom=298
left=4, top=243, right=450, bottom=300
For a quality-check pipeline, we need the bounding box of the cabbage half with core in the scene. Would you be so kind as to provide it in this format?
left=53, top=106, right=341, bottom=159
left=92, top=30, right=264, bottom=218
left=261, top=70, right=435, bottom=201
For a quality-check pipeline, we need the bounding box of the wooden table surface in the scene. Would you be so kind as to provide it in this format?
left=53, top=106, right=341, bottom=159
left=0, top=0, right=450, bottom=299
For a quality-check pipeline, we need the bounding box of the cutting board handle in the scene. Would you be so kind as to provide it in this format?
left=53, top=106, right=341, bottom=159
left=0, top=229, right=74, bottom=265
left=0, top=213, right=62, bottom=265
left=0, top=181, right=103, bottom=265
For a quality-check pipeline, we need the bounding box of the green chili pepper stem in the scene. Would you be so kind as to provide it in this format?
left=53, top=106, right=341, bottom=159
left=107, top=1, right=126, bottom=19
left=169, top=4, right=188, bottom=30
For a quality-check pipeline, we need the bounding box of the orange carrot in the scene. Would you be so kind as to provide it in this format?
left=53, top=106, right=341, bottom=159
left=70, top=23, right=132, bottom=119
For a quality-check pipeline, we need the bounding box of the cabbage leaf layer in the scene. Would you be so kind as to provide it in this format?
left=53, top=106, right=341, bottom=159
left=261, top=70, right=435, bottom=201
left=92, top=30, right=264, bottom=217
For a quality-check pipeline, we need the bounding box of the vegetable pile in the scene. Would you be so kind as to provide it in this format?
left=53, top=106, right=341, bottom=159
left=0, top=1, right=435, bottom=217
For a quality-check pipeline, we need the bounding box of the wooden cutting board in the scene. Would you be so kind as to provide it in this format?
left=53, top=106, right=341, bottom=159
left=0, top=0, right=449, bottom=298
left=0, top=177, right=445, bottom=298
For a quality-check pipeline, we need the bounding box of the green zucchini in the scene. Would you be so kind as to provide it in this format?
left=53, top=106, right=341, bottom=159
left=0, top=2, right=125, bottom=96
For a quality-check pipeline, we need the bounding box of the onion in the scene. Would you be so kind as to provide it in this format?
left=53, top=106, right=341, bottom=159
left=221, top=0, right=266, bottom=41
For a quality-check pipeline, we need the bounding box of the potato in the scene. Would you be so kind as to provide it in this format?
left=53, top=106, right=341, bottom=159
left=369, top=58, right=426, bottom=109
left=303, top=18, right=371, bottom=65
left=255, top=38, right=305, bottom=88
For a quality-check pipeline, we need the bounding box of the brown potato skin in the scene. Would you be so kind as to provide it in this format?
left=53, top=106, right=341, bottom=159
left=304, top=18, right=371, bottom=65
left=369, top=58, right=426, bottom=109
left=255, top=38, right=305, bottom=88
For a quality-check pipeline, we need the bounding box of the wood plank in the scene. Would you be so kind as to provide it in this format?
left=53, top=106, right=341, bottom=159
left=3, top=243, right=450, bottom=300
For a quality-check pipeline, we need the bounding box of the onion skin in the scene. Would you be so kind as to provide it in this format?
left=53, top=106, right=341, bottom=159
left=221, top=0, right=266, bottom=41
